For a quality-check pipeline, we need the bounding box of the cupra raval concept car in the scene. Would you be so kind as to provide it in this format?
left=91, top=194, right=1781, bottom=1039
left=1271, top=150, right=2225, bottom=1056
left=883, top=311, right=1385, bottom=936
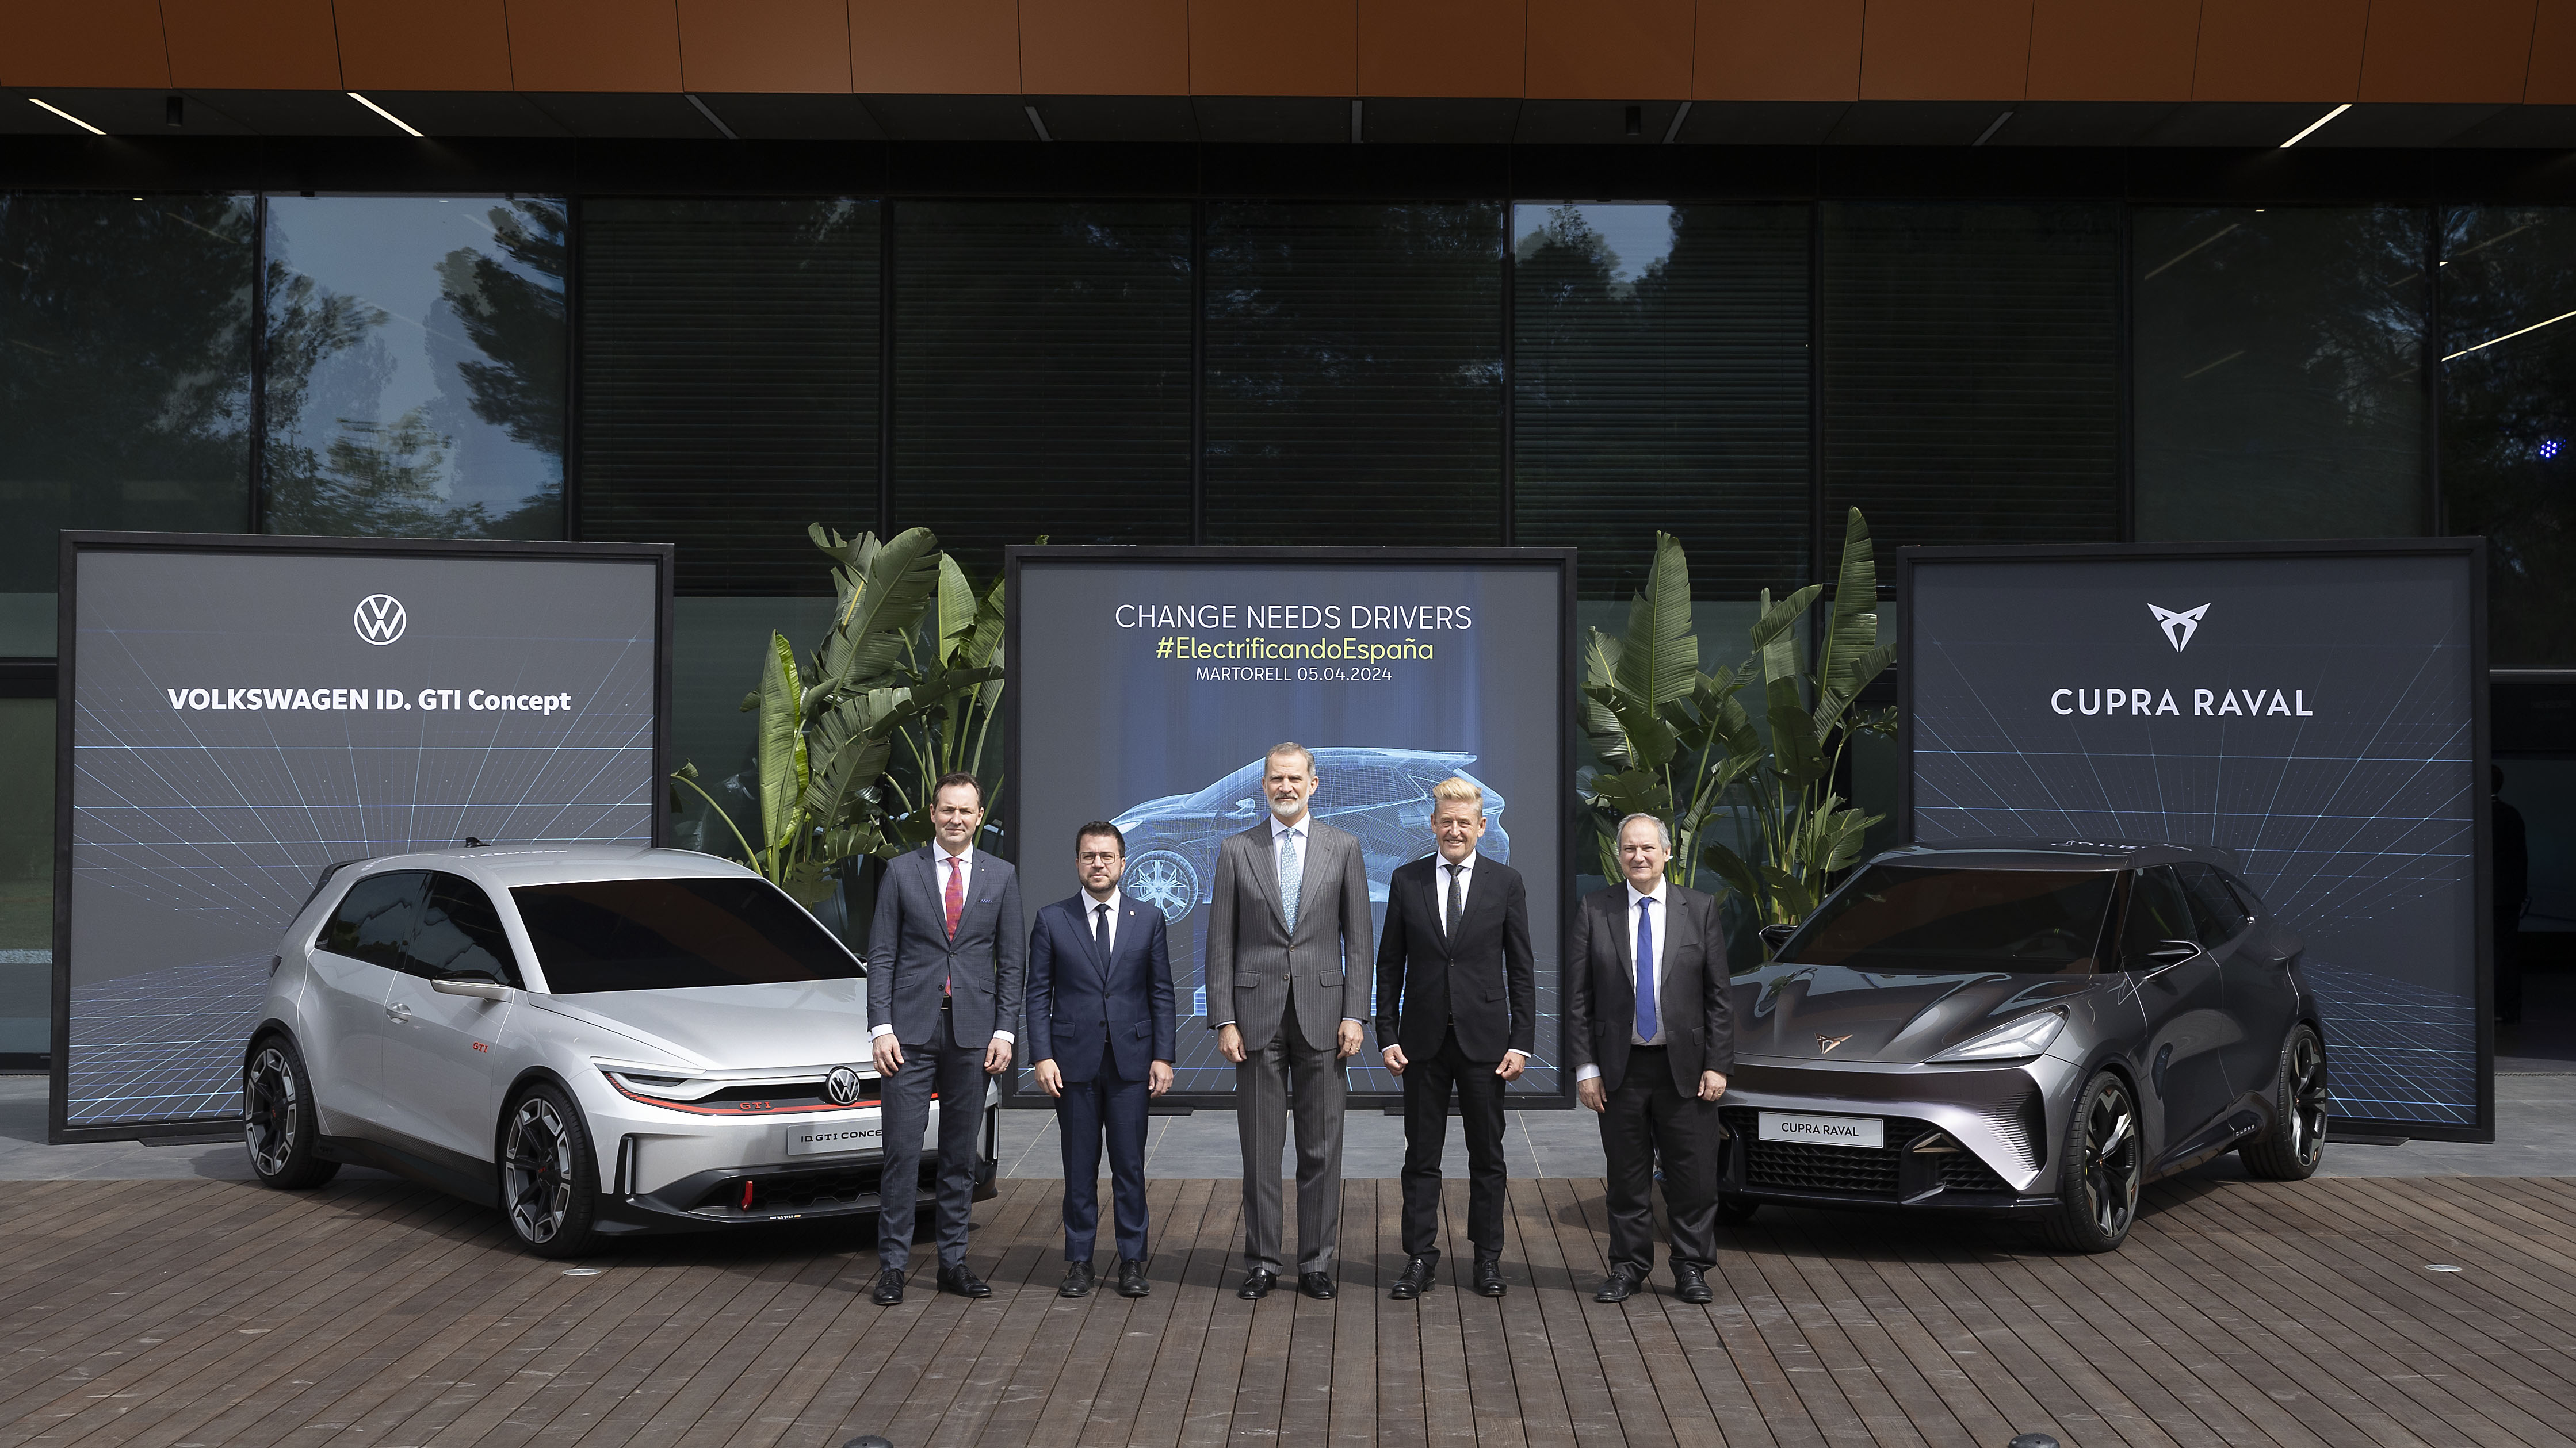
left=1725, top=840, right=2328, bottom=1251
left=242, top=844, right=998, bottom=1258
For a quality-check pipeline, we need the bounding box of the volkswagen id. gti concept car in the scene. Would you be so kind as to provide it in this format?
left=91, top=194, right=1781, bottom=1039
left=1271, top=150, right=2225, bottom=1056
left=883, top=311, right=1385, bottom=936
left=242, top=844, right=998, bottom=1258
left=1723, top=840, right=2327, bottom=1251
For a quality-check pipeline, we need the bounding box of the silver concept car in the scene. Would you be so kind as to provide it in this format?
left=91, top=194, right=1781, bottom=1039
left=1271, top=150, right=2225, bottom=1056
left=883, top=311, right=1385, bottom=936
left=241, top=844, right=999, bottom=1258
left=1723, top=840, right=2327, bottom=1251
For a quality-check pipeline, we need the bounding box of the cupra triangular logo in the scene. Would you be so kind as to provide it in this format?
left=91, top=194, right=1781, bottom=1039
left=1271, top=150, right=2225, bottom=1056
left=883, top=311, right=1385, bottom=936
left=2149, top=603, right=2210, bottom=652
left=1817, top=1033, right=1851, bottom=1054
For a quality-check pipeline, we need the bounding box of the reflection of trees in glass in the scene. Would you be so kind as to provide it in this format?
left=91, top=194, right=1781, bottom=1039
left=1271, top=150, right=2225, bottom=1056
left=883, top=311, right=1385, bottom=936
left=2134, top=206, right=2427, bottom=541
left=1515, top=203, right=1809, bottom=600
left=1205, top=202, right=1502, bottom=546
left=2441, top=207, right=2576, bottom=666
left=0, top=196, right=254, bottom=591
left=263, top=197, right=565, bottom=539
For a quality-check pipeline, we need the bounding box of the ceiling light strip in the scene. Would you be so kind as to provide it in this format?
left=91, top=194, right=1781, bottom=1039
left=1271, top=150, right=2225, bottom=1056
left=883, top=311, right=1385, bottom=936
left=2279, top=103, right=2350, bottom=149
left=2141, top=223, right=2242, bottom=282
left=1973, top=110, right=2013, bottom=147
left=29, top=98, right=104, bottom=135
left=1022, top=105, right=1053, bottom=143
left=2443, top=308, right=2576, bottom=362
left=1660, top=101, right=1691, bottom=145
left=347, top=92, right=423, bottom=138
left=685, top=93, right=739, bottom=141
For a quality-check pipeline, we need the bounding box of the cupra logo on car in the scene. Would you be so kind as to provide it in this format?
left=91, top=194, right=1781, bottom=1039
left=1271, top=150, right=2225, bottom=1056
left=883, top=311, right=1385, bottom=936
left=1817, top=1033, right=1852, bottom=1053
left=2148, top=602, right=2210, bottom=652
left=825, top=1066, right=863, bottom=1106
left=354, top=594, right=407, bottom=646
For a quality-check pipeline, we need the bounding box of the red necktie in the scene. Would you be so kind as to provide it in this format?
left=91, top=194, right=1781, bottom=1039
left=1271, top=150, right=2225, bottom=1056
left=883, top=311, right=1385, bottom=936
left=943, top=855, right=965, bottom=939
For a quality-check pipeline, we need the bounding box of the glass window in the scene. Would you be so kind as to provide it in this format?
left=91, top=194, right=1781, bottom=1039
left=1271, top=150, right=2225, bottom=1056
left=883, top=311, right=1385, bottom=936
left=2135, top=206, right=2429, bottom=542
left=511, top=876, right=857, bottom=993
left=2118, top=867, right=2196, bottom=967
left=1822, top=203, right=2120, bottom=553
left=320, top=871, right=427, bottom=970
left=1205, top=202, right=1504, bottom=546
left=404, top=872, right=522, bottom=985
left=262, top=196, right=565, bottom=540
left=1785, top=864, right=2116, bottom=975
left=579, top=199, right=878, bottom=596
left=0, top=695, right=52, bottom=1059
left=2174, top=862, right=2253, bottom=944
left=0, top=196, right=253, bottom=656
left=895, top=201, right=1192, bottom=584
left=2440, top=206, right=2576, bottom=665
left=1514, top=203, right=1810, bottom=599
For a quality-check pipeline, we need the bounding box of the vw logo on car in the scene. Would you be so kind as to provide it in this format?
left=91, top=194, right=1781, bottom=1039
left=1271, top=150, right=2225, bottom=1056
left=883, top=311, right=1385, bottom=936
left=353, top=593, right=407, bottom=645
left=826, top=1066, right=863, bottom=1105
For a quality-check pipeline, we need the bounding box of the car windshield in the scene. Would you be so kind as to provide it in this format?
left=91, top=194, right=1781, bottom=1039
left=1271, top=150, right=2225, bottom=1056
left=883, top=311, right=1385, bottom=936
left=1782, top=865, right=2116, bottom=975
left=510, top=877, right=858, bottom=993
left=1186, top=761, right=1265, bottom=813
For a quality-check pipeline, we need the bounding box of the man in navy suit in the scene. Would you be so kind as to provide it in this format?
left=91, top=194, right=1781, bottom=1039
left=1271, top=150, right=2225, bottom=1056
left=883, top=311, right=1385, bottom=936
left=866, top=772, right=1025, bottom=1305
left=1029, top=821, right=1177, bottom=1300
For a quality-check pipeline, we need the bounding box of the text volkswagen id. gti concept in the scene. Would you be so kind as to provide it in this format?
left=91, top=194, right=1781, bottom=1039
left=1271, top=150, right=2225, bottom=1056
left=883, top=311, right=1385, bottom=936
left=1724, top=840, right=2327, bottom=1251
left=241, top=844, right=999, bottom=1257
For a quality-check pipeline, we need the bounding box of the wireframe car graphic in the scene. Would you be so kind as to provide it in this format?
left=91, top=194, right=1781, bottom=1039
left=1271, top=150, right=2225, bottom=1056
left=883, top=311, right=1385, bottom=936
left=1723, top=839, right=2327, bottom=1252
left=1111, top=747, right=1508, bottom=930
left=240, top=844, right=998, bottom=1258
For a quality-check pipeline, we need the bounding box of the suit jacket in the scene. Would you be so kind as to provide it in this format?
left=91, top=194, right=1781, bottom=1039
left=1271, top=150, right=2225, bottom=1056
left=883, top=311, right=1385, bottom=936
left=1205, top=817, right=1372, bottom=1052
left=1026, top=892, right=1177, bottom=1083
left=1563, top=880, right=1733, bottom=1095
left=865, top=845, right=1026, bottom=1049
left=1373, top=852, right=1535, bottom=1063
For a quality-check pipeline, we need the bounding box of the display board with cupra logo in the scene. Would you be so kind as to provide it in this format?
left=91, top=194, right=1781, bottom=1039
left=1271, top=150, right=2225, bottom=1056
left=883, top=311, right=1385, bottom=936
left=51, top=534, right=671, bottom=1139
left=1006, top=547, right=1577, bottom=1102
left=1899, top=540, right=2490, bottom=1140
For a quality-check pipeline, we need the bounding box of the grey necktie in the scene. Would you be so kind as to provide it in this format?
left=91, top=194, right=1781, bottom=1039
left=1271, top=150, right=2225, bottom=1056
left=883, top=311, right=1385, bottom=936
left=1444, top=863, right=1463, bottom=937
left=1278, top=828, right=1302, bottom=934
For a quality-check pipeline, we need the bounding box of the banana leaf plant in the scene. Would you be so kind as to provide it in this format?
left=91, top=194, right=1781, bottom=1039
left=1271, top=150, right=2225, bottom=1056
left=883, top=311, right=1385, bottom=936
left=669, top=525, right=996, bottom=905
left=1580, top=509, right=1898, bottom=927
left=876, top=542, right=1018, bottom=846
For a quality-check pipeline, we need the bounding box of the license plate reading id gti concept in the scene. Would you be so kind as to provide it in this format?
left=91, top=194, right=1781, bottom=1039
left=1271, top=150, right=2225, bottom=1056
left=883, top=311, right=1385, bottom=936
left=785, top=1120, right=881, bottom=1156
left=1758, top=1111, right=1884, bottom=1151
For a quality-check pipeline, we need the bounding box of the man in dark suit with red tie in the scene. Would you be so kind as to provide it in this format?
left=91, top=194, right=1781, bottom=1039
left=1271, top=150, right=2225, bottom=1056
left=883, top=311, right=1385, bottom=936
left=1374, top=777, right=1534, bottom=1300
left=1564, top=811, right=1733, bottom=1304
left=1028, top=821, right=1177, bottom=1300
left=865, top=772, right=1025, bottom=1305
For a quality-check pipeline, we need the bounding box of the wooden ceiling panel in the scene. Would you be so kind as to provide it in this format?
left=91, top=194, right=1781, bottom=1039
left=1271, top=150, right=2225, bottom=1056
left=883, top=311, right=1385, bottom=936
left=1524, top=0, right=1691, bottom=98
left=1357, top=0, right=1526, bottom=98
left=1859, top=0, right=2034, bottom=101
left=1190, top=0, right=1358, bottom=95
left=336, top=0, right=514, bottom=92
left=1, top=2, right=173, bottom=89
left=678, top=0, right=851, bottom=93
left=2359, top=0, right=2538, bottom=104
left=1696, top=0, right=1862, bottom=102
left=507, top=0, right=685, bottom=91
left=2025, top=0, right=2199, bottom=102
left=162, top=0, right=342, bottom=90
left=1023, top=0, right=1191, bottom=95
left=2193, top=0, right=2369, bottom=102
left=853, top=0, right=1021, bottom=93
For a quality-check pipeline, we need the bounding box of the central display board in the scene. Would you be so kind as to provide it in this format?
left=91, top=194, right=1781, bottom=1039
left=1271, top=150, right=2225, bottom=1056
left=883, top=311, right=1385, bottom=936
left=1007, top=547, right=1574, bottom=1100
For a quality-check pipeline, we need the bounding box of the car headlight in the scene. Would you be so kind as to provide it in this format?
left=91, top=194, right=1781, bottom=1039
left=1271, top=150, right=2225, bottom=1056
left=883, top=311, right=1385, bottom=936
left=1928, top=1008, right=2067, bottom=1063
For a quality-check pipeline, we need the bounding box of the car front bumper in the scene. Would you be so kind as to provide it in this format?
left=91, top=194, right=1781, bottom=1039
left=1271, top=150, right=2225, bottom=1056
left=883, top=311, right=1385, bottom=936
left=1718, top=1054, right=2080, bottom=1212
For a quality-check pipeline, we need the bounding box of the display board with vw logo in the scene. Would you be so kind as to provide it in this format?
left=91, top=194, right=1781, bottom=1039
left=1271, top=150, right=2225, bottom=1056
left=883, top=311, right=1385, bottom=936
left=1899, top=539, right=2490, bottom=1140
left=51, top=533, right=672, bottom=1140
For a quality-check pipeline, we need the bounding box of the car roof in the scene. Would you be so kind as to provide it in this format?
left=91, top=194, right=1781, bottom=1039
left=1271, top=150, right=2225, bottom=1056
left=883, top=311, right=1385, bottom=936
left=330, top=843, right=763, bottom=891
left=1860, top=837, right=2242, bottom=872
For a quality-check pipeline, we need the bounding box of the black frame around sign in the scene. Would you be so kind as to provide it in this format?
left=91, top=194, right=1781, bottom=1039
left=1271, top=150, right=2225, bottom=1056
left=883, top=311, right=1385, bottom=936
left=49, top=530, right=677, bottom=1144
left=1000, top=543, right=1581, bottom=1113
left=1895, top=536, right=2494, bottom=1144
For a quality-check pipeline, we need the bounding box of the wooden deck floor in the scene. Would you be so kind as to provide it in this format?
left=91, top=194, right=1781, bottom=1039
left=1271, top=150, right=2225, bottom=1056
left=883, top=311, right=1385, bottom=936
left=2, top=1173, right=2573, bottom=1448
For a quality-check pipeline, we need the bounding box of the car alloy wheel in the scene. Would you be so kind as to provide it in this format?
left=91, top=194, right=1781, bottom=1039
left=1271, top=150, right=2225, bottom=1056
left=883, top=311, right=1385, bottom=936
left=2241, top=1025, right=2329, bottom=1181
left=1125, top=850, right=1199, bottom=924
left=2288, top=1032, right=2327, bottom=1163
left=504, top=1095, right=575, bottom=1244
left=242, top=1037, right=337, bottom=1189
left=2044, top=1070, right=2141, bottom=1252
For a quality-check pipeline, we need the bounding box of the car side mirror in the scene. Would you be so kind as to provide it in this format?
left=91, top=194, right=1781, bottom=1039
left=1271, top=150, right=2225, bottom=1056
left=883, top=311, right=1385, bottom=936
left=2144, top=940, right=2199, bottom=966
left=432, top=972, right=510, bottom=1001
left=1758, top=922, right=1795, bottom=953
left=1229, top=798, right=1259, bottom=818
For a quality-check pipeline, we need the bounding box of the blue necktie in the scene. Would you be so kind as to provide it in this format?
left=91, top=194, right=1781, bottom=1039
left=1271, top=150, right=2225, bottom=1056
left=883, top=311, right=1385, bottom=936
left=1278, top=828, right=1302, bottom=934
left=1634, top=897, right=1658, bottom=1044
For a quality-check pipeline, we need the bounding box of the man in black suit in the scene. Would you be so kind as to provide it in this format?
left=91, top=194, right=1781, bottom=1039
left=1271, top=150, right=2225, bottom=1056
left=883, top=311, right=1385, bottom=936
left=1028, top=822, right=1176, bottom=1300
left=1374, top=777, right=1534, bottom=1301
left=865, top=772, right=1025, bottom=1305
left=1564, top=811, right=1732, bottom=1304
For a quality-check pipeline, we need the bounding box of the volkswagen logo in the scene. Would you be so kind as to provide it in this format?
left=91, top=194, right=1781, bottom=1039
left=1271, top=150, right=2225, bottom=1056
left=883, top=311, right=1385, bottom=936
left=354, top=594, right=407, bottom=646
left=825, top=1066, right=862, bottom=1106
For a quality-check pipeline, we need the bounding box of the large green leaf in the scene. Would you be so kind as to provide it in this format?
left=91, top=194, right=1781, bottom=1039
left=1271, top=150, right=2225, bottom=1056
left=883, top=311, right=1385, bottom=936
left=1700, top=841, right=1762, bottom=912
left=806, top=526, right=943, bottom=706
left=1581, top=629, right=1631, bottom=764
left=1614, top=532, right=1699, bottom=709
left=933, top=554, right=979, bottom=665
left=755, top=631, right=807, bottom=857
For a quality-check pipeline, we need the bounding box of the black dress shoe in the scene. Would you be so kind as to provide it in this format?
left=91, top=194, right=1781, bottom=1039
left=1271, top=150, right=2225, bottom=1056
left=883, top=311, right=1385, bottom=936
left=937, top=1263, right=992, bottom=1298
left=1117, top=1258, right=1151, bottom=1298
left=870, top=1268, right=905, bottom=1305
left=1389, top=1255, right=1436, bottom=1300
left=1672, top=1262, right=1713, bottom=1304
left=1473, top=1255, right=1507, bottom=1298
left=1299, top=1271, right=1336, bottom=1300
left=1594, top=1265, right=1646, bottom=1303
left=1237, top=1268, right=1278, bottom=1300
left=1058, top=1260, right=1095, bottom=1298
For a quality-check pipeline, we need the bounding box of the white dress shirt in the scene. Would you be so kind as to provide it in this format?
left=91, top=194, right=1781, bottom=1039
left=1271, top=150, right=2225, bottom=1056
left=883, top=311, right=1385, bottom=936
left=872, top=844, right=1012, bottom=1043
left=1435, top=855, right=1473, bottom=936
left=1575, top=879, right=1668, bottom=1082
left=1083, top=886, right=1122, bottom=955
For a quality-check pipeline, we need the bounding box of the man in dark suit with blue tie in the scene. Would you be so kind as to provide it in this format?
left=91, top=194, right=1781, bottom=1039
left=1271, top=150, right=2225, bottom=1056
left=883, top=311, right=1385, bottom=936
left=1029, top=821, right=1177, bottom=1300
left=866, top=772, right=1025, bottom=1305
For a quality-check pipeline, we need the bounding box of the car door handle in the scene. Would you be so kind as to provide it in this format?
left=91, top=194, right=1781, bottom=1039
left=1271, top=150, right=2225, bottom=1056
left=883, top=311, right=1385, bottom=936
left=385, top=1002, right=411, bottom=1023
